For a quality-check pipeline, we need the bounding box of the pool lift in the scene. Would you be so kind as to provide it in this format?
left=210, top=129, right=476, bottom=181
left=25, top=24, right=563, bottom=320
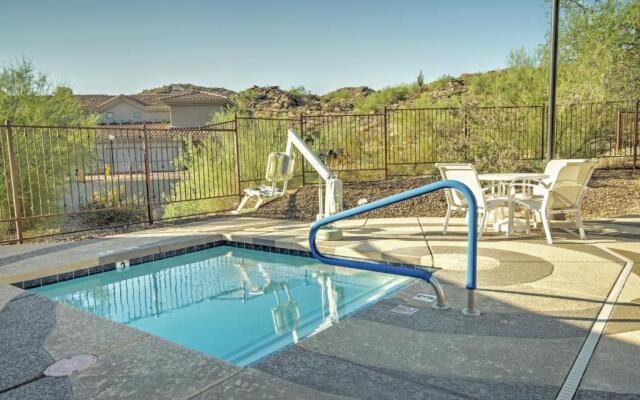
left=233, top=258, right=342, bottom=343
left=232, top=258, right=302, bottom=341
left=232, top=151, right=296, bottom=216
left=233, top=131, right=479, bottom=315
left=309, top=270, right=341, bottom=334
left=233, top=128, right=344, bottom=241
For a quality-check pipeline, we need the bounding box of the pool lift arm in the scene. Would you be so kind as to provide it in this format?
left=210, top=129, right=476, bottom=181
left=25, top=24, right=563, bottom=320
left=285, top=129, right=344, bottom=240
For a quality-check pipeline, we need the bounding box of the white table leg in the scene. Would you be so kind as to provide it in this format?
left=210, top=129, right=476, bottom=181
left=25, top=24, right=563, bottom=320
left=507, top=199, right=514, bottom=237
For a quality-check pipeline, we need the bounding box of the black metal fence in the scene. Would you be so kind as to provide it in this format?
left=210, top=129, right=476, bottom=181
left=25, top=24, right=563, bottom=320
left=1, top=99, right=638, bottom=243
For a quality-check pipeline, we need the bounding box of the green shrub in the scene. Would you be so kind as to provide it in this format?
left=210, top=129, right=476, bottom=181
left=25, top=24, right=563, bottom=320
left=0, top=60, right=98, bottom=235
left=437, top=106, right=543, bottom=173
left=78, top=186, right=145, bottom=227
left=162, top=135, right=240, bottom=219
left=354, top=84, right=413, bottom=112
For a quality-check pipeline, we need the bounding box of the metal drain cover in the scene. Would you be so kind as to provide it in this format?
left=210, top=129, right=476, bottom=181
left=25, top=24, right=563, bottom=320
left=413, top=293, right=436, bottom=303
left=390, top=305, right=418, bottom=316
left=44, top=355, right=97, bottom=377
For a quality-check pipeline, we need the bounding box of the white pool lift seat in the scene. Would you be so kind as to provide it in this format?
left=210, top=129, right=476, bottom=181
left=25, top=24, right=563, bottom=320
left=233, top=152, right=295, bottom=214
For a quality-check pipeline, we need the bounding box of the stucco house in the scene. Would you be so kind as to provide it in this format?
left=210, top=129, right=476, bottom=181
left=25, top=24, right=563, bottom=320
left=78, top=89, right=229, bottom=127
left=74, top=90, right=230, bottom=182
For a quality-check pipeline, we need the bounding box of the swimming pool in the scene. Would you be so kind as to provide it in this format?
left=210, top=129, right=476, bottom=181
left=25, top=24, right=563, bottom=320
left=31, top=246, right=408, bottom=366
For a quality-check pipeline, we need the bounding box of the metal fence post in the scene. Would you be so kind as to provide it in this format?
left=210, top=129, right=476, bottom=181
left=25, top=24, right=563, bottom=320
left=300, top=113, right=306, bottom=186
left=633, top=100, right=639, bottom=169
left=615, top=110, right=623, bottom=153
left=463, top=110, right=469, bottom=160
left=540, top=105, right=546, bottom=160
left=4, top=121, right=23, bottom=243
left=463, top=111, right=469, bottom=139
left=142, top=123, right=154, bottom=224
left=383, top=107, right=389, bottom=180
left=233, top=114, right=242, bottom=200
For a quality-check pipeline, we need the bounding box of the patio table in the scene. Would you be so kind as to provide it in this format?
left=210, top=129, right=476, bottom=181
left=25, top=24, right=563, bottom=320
left=477, top=173, right=548, bottom=236
left=478, top=173, right=548, bottom=183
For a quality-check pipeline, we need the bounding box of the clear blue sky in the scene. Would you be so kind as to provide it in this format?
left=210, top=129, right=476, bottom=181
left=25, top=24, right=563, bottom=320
left=0, top=0, right=550, bottom=95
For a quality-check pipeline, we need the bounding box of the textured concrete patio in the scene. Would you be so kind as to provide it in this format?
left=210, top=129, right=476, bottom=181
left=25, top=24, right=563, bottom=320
left=0, top=215, right=638, bottom=399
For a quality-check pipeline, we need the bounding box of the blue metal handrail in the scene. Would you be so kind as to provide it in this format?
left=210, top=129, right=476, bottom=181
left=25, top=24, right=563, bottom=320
left=309, top=179, right=479, bottom=315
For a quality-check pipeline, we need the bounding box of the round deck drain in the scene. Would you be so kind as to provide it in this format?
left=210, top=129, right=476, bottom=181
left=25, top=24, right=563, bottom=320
left=44, top=355, right=97, bottom=377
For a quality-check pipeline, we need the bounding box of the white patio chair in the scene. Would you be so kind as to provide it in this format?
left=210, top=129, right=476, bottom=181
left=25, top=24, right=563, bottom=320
left=513, top=161, right=595, bottom=244
left=233, top=152, right=295, bottom=214
left=508, top=159, right=588, bottom=201
left=533, top=159, right=587, bottom=197
left=436, top=163, right=509, bottom=239
left=512, top=159, right=586, bottom=228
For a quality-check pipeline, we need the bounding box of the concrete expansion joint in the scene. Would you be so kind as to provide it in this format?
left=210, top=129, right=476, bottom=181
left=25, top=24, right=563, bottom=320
left=300, top=345, right=478, bottom=400
left=555, top=244, right=636, bottom=400
left=0, top=292, right=36, bottom=314
left=93, top=334, right=150, bottom=358
left=7, top=292, right=35, bottom=302
left=0, top=373, right=46, bottom=396
left=0, top=328, right=70, bottom=397
left=183, top=368, right=244, bottom=400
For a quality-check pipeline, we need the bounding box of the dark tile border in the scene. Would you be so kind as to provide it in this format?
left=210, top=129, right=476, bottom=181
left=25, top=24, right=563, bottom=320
left=14, top=240, right=313, bottom=290
left=13, top=240, right=217, bottom=289
left=14, top=239, right=430, bottom=290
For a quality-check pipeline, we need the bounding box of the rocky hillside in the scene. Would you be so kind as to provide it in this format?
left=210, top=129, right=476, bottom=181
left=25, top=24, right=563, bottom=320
left=236, top=86, right=322, bottom=115
left=140, top=74, right=479, bottom=117
left=321, top=86, right=375, bottom=112
left=234, top=85, right=378, bottom=115
left=228, top=78, right=476, bottom=116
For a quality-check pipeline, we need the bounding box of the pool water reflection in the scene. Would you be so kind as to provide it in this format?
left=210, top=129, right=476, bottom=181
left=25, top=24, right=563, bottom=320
left=32, top=246, right=408, bottom=366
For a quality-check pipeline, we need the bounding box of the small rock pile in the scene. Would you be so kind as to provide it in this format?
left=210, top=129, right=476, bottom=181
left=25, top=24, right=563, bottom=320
left=241, top=86, right=322, bottom=115
left=239, top=86, right=377, bottom=116
left=321, top=86, right=375, bottom=112
left=431, top=78, right=468, bottom=100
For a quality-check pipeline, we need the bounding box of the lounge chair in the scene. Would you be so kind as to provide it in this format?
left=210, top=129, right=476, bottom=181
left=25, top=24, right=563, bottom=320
left=436, top=163, right=509, bottom=239
left=513, top=161, right=595, bottom=244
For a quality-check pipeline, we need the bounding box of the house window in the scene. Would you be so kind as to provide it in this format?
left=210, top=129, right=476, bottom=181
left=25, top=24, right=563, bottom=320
left=105, top=112, right=114, bottom=120
left=133, top=111, right=142, bottom=119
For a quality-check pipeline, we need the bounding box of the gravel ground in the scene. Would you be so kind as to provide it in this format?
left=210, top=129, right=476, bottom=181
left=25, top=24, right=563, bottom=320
left=581, top=169, right=640, bottom=218
left=251, top=176, right=446, bottom=221
left=252, top=169, right=640, bottom=221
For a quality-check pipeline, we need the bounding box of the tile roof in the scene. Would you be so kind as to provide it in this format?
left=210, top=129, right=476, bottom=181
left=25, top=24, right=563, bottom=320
left=128, top=94, right=178, bottom=107
left=161, top=91, right=229, bottom=106
left=77, top=91, right=229, bottom=111
left=77, top=95, right=115, bottom=111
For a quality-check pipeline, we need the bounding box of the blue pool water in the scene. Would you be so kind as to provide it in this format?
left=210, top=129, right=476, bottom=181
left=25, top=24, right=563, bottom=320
left=31, top=247, right=407, bottom=366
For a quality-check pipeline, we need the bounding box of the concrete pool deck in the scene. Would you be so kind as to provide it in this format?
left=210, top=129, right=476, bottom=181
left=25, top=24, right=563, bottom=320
left=0, top=216, right=639, bottom=399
